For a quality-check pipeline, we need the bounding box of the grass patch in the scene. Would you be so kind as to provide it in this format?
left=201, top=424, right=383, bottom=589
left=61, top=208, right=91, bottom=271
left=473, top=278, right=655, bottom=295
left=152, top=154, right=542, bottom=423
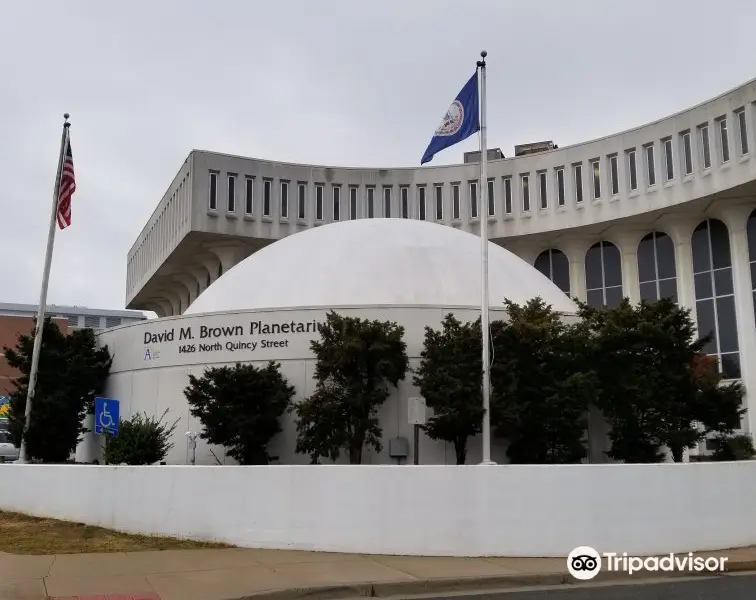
left=0, top=510, right=231, bottom=554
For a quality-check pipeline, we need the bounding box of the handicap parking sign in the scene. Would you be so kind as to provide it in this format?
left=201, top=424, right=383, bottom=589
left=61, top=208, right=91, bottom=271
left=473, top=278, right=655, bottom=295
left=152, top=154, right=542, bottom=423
left=94, top=397, right=119, bottom=435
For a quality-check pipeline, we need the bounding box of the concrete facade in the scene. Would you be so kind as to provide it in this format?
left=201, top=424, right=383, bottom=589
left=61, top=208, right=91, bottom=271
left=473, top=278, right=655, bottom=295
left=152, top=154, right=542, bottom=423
left=125, top=76, right=756, bottom=438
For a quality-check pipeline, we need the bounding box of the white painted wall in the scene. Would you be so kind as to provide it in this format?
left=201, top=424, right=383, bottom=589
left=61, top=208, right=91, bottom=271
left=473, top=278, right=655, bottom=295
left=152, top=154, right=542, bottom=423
left=2, top=462, right=755, bottom=557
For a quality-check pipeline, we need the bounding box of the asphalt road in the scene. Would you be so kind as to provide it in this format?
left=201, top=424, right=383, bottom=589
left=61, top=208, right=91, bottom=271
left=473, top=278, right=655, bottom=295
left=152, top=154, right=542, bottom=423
left=397, top=574, right=756, bottom=599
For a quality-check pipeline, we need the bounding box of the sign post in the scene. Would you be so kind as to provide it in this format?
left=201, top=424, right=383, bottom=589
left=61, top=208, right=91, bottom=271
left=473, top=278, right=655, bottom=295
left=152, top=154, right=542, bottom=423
left=407, top=396, right=427, bottom=465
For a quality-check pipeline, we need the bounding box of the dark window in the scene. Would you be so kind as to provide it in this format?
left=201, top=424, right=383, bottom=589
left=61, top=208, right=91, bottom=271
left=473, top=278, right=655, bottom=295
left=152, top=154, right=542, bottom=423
left=609, top=155, right=619, bottom=195
left=574, top=164, right=583, bottom=203
left=628, top=151, right=637, bottom=191
left=682, top=133, right=693, bottom=175
left=227, top=174, right=236, bottom=211
left=637, top=231, right=677, bottom=302
left=534, top=249, right=570, bottom=295
left=384, top=187, right=392, bottom=218
left=434, top=186, right=443, bottom=220
left=591, top=161, right=601, bottom=199
left=556, top=169, right=565, bottom=206
left=418, top=187, right=426, bottom=220
left=401, top=187, right=409, bottom=219
left=469, top=182, right=478, bottom=218
left=298, top=184, right=306, bottom=220
left=263, top=180, right=272, bottom=216
left=367, top=187, right=375, bottom=218
left=333, top=186, right=341, bottom=221
left=700, top=126, right=711, bottom=169
left=645, top=145, right=656, bottom=186
left=746, top=209, right=756, bottom=321
left=663, top=139, right=674, bottom=181
left=350, top=187, right=358, bottom=220
left=504, top=178, right=512, bottom=213
left=487, top=179, right=495, bottom=216
left=452, top=184, right=460, bottom=220
left=209, top=172, right=218, bottom=210
left=719, top=118, right=730, bottom=163
left=692, top=219, right=739, bottom=379
left=315, top=185, right=324, bottom=220
left=538, top=172, right=548, bottom=209
left=522, top=175, right=530, bottom=211
left=737, top=109, right=749, bottom=155
left=245, top=177, right=254, bottom=214
left=585, top=241, right=623, bottom=307
left=280, top=182, right=288, bottom=219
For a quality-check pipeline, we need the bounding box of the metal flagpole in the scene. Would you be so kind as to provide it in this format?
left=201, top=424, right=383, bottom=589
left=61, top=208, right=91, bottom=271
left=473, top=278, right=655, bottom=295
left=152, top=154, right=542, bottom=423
left=17, top=113, right=70, bottom=464
left=477, top=52, right=495, bottom=466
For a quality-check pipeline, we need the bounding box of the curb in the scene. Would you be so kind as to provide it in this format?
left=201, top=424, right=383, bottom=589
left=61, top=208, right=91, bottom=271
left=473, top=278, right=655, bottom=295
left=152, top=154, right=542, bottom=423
left=232, top=559, right=756, bottom=600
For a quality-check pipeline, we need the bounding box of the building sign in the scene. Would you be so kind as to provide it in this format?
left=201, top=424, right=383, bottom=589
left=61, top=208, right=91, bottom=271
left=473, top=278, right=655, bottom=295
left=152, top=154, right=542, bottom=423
left=141, top=317, right=325, bottom=362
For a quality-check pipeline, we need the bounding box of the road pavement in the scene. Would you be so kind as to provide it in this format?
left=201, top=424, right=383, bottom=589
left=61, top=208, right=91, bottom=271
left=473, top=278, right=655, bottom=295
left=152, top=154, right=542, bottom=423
left=396, top=574, right=756, bottom=600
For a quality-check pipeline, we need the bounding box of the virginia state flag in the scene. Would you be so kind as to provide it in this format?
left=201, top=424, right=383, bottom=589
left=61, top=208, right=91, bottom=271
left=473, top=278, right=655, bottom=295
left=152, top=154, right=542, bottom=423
left=421, top=72, right=480, bottom=165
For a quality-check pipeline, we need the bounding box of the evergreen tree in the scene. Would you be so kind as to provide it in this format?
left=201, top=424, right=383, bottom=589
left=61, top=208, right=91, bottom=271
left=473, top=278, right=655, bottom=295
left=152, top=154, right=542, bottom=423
left=414, top=314, right=483, bottom=464
left=579, top=298, right=745, bottom=462
left=184, top=361, right=294, bottom=464
left=490, top=298, right=594, bottom=464
left=3, top=318, right=112, bottom=462
left=294, top=311, right=408, bottom=464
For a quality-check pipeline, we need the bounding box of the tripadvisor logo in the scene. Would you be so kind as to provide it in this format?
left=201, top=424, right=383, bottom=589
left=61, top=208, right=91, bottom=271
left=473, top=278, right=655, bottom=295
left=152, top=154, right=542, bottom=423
left=567, top=546, right=728, bottom=580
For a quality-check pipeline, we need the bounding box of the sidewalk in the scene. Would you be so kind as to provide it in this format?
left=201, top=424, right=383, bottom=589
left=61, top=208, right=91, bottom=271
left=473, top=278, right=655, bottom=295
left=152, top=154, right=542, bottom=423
left=2, top=546, right=756, bottom=600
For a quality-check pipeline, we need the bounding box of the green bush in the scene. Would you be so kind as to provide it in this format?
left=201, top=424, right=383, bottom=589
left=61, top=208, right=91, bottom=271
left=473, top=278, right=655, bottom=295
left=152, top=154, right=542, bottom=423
left=104, top=409, right=178, bottom=465
left=709, top=433, right=756, bottom=461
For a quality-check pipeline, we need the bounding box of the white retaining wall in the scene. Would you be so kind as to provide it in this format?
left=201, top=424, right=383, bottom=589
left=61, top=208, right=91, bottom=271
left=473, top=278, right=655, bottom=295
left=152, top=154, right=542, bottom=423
left=1, top=462, right=754, bottom=557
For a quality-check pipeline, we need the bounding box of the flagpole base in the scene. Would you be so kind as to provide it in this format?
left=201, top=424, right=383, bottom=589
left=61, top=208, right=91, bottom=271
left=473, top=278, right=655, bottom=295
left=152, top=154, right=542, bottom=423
left=478, top=459, right=497, bottom=466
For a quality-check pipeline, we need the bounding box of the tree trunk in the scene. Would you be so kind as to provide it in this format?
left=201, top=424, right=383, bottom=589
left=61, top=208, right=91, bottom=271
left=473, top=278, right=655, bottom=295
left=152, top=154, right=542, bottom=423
left=454, top=437, right=467, bottom=465
left=669, top=444, right=684, bottom=463
left=349, top=438, right=363, bottom=464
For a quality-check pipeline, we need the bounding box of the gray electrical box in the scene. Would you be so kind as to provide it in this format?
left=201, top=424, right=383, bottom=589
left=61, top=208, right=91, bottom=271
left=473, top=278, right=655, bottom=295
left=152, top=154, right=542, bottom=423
left=388, top=436, right=409, bottom=458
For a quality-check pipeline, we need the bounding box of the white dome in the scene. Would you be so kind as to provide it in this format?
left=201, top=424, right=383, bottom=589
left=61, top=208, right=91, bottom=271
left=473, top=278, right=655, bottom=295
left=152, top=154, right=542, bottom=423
left=186, top=220, right=576, bottom=315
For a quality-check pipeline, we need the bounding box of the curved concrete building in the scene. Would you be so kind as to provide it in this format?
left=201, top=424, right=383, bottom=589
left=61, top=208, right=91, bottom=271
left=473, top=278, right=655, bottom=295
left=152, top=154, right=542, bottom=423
left=127, top=77, right=756, bottom=431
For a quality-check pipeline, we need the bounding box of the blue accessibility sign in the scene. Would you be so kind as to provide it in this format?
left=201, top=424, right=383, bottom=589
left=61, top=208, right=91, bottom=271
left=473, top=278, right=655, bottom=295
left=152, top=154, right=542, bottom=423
left=94, top=397, right=120, bottom=435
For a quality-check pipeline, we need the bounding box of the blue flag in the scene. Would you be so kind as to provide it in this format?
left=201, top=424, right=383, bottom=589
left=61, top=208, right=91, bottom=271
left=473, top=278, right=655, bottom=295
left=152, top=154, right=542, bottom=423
left=421, top=72, right=480, bottom=165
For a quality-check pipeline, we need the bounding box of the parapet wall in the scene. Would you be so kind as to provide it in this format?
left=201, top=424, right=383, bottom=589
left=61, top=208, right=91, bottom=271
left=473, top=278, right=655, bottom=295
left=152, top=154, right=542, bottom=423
left=1, top=462, right=754, bottom=557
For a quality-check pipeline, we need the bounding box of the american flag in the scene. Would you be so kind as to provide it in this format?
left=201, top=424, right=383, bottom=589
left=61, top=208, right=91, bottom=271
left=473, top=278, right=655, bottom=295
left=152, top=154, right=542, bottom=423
left=56, top=132, right=76, bottom=229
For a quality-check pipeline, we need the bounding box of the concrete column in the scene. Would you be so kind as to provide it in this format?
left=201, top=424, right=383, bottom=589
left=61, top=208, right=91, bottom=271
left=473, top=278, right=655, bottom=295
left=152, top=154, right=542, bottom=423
left=205, top=242, right=251, bottom=276
left=561, top=238, right=590, bottom=302
left=174, top=274, right=199, bottom=306
left=144, top=301, right=167, bottom=318
left=197, top=254, right=221, bottom=287
left=153, top=299, right=173, bottom=317
left=713, top=203, right=756, bottom=433
left=188, top=266, right=210, bottom=297
left=609, top=230, right=645, bottom=304
left=663, top=218, right=699, bottom=318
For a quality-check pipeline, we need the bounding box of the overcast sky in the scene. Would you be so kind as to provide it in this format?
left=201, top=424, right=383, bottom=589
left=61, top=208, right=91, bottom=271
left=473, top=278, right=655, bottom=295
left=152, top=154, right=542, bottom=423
left=1, top=0, right=754, bottom=313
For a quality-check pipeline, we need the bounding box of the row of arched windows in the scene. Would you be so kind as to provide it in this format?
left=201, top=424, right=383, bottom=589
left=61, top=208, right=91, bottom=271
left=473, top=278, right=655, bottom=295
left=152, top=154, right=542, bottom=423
left=533, top=212, right=756, bottom=380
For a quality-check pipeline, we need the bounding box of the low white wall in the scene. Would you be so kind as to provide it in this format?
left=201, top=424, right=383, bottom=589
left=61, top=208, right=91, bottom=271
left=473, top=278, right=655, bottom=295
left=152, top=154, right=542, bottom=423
left=1, top=462, right=754, bottom=557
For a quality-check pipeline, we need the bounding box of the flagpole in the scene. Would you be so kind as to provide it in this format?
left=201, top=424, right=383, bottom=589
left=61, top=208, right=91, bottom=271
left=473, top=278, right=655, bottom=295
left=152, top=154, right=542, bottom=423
left=477, top=52, right=495, bottom=466
left=17, top=113, right=70, bottom=464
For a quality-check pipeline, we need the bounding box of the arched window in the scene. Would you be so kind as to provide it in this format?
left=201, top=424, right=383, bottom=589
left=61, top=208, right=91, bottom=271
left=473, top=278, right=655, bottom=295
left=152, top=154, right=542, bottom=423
left=747, top=209, right=756, bottom=320
left=691, top=219, right=739, bottom=379
left=637, top=231, right=677, bottom=302
left=534, top=249, right=570, bottom=295
left=585, top=241, right=623, bottom=308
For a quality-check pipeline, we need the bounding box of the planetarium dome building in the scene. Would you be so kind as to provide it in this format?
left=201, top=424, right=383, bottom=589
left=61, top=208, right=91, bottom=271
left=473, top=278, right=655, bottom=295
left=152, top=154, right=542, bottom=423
left=92, top=219, right=575, bottom=466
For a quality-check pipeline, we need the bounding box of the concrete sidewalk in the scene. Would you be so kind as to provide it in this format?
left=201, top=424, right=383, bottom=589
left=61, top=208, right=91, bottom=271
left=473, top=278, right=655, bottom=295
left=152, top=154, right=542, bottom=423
left=2, top=546, right=756, bottom=600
